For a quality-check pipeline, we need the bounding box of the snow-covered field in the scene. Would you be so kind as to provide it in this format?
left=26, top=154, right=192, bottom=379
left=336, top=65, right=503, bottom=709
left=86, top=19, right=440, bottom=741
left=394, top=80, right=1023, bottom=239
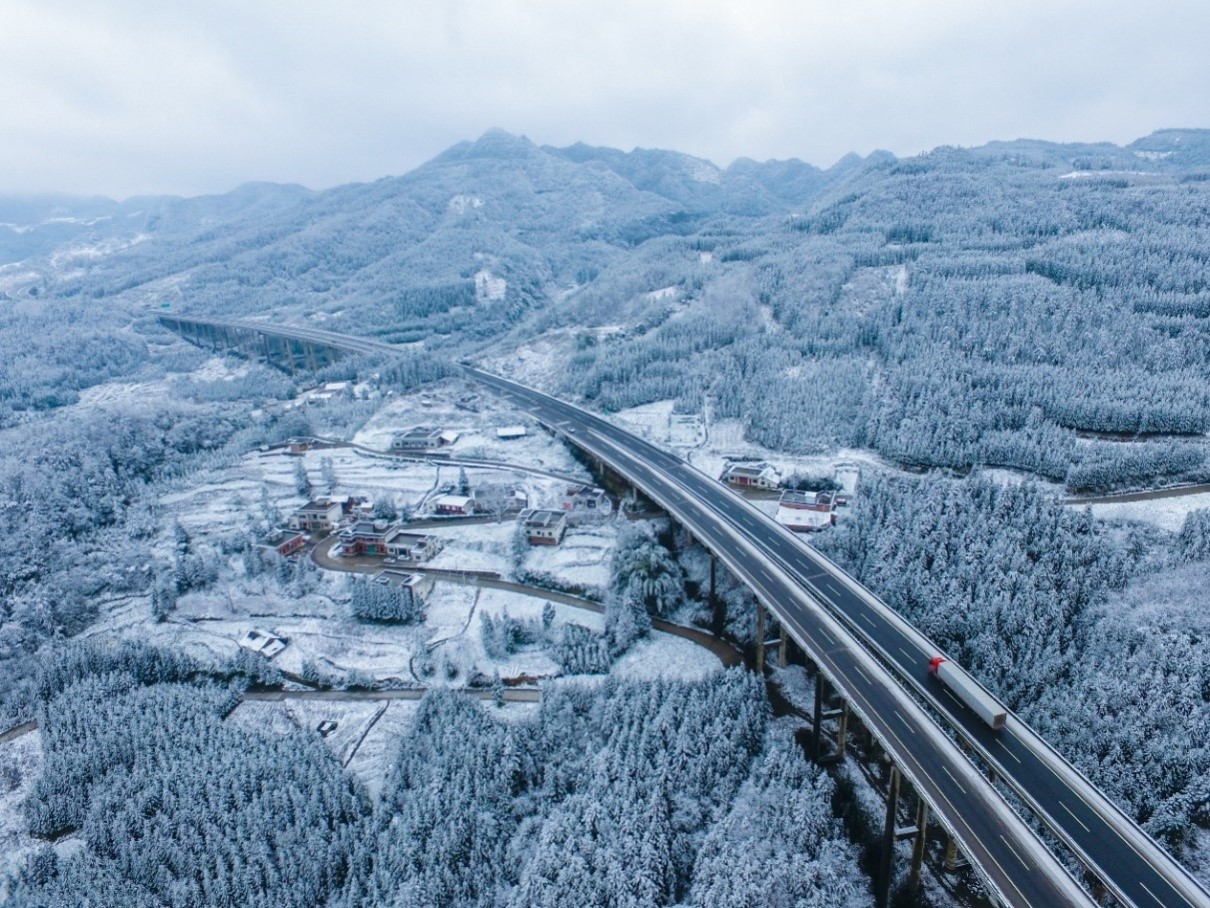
left=479, top=330, right=581, bottom=392
left=1085, top=490, right=1210, bottom=533
left=609, top=399, right=872, bottom=497
left=521, top=523, right=616, bottom=593
left=352, top=378, right=588, bottom=477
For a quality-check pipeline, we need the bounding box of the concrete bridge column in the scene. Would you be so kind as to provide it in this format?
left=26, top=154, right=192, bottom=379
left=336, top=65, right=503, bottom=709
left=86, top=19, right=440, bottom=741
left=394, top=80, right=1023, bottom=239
left=877, top=764, right=901, bottom=908
left=755, top=602, right=766, bottom=672
left=909, top=799, right=929, bottom=890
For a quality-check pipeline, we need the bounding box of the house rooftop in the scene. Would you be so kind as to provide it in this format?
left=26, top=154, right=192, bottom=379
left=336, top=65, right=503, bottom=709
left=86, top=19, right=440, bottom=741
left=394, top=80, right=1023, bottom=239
left=297, top=498, right=337, bottom=513
left=522, top=508, right=566, bottom=528
left=340, top=519, right=395, bottom=538
left=725, top=461, right=776, bottom=477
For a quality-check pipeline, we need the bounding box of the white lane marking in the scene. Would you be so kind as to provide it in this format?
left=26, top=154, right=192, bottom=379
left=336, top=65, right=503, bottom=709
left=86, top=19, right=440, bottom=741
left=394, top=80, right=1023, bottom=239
left=997, top=738, right=1022, bottom=765
left=1139, top=882, right=1167, bottom=907
left=894, top=710, right=916, bottom=734
left=942, top=765, right=966, bottom=794
left=861, top=613, right=876, bottom=627
left=818, top=628, right=833, bottom=645
left=897, top=646, right=913, bottom=661
left=852, top=664, right=872, bottom=685
left=999, top=835, right=1031, bottom=872
left=1050, top=764, right=1201, bottom=908
left=1060, top=801, right=1090, bottom=833
left=879, top=724, right=1036, bottom=908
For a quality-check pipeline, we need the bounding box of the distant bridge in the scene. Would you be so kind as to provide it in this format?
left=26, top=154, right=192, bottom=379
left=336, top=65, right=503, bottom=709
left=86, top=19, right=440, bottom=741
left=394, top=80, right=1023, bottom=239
left=160, top=313, right=1210, bottom=908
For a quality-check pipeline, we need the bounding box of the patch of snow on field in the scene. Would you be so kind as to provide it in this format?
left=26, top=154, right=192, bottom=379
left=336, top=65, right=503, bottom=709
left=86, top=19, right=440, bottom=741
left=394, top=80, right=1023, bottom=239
left=1086, top=491, right=1210, bottom=532
left=475, top=269, right=507, bottom=302
left=343, top=700, right=422, bottom=797
left=75, top=379, right=171, bottom=408
left=611, top=633, right=721, bottom=682
left=521, top=524, right=616, bottom=593
left=479, top=331, right=579, bottom=392
left=426, top=521, right=516, bottom=574
left=0, top=731, right=42, bottom=898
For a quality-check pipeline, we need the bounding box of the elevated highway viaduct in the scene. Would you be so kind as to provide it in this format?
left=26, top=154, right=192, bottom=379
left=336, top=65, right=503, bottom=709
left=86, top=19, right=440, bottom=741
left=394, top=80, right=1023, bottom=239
left=160, top=313, right=1210, bottom=908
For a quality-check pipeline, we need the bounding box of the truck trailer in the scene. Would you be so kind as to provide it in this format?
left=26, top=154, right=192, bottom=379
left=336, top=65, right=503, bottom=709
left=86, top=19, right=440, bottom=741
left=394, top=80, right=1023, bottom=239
left=928, top=656, right=1007, bottom=730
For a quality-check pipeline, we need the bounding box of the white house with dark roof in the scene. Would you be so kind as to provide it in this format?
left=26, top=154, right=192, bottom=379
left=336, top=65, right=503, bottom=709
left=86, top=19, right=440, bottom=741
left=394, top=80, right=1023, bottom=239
left=775, top=490, right=834, bottom=532
left=720, top=461, right=781, bottom=490
left=561, top=485, right=612, bottom=519
left=390, top=426, right=447, bottom=451
left=433, top=494, right=476, bottom=516
left=290, top=498, right=342, bottom=532
left=520, top=508, right=568, bottom=545
left=383, top=528, right=442, bottom=562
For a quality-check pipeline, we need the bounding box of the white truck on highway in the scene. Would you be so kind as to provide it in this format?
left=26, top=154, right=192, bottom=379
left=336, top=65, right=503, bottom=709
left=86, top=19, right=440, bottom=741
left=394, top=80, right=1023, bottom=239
left=928, top=656, right=1007, bottom=730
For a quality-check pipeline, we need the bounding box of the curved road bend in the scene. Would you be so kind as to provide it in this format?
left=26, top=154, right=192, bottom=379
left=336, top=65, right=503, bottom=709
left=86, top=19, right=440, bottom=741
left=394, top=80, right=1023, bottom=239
left=469, top=367, right=1210, bottom=908
left=310, top=536, right=744, bottom=668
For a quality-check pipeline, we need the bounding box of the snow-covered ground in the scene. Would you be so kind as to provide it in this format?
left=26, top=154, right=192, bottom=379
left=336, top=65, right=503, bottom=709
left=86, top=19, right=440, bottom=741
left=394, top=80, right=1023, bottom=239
left=351, top=378, right=589, bottom=478
left=1084, top=490, right=1210, bottom=533
left=520, top=522, right=617, bottom=594
left=228, top=698, right=425, bottom=799
left=610, top=634, right=721, bottom=682
left=0, top=731, right=43, bottom=899
left=479, top=330, right=582, bottom=392
left=608, top=399, right=873, bottom=498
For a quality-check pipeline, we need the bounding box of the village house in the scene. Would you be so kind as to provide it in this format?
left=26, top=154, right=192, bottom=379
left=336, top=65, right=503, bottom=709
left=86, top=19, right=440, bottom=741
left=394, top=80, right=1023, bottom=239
left=259, top=529, right=306, bottom=557
left=433, top=494, right=476, bottom=516
left=285, top=437, right=311, bottom=455
left=372, top=570, right=435, bottom=602
left=382, top=528, right=442, bottom=562
left=290, top=498, right=342, bottom=532
left=336, top=519, right=398, bottom=556
left=495, top=425, right=528, bottom=440
left=238, top=628, right=286, bottom=659
left=720, top=461, right=782, bottom=490
left=472, top=484, right=529, bottom=515
left=520, top=508, right=568, bottom=545
left=561, top=485, right=612, bottom=519
left=390, top=426, right=459, bottom=451
left=775, top=490, right=835, bottom=532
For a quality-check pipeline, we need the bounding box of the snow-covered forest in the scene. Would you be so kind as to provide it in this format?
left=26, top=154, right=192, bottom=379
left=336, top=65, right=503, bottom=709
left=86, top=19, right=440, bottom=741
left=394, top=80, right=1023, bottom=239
left=4, top=127, right=1210, bottom=904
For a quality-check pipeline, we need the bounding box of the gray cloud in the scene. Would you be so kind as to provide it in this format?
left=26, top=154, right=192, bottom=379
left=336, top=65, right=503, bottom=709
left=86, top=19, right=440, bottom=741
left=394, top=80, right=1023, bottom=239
left=2, top=0, right=1208, bottom=197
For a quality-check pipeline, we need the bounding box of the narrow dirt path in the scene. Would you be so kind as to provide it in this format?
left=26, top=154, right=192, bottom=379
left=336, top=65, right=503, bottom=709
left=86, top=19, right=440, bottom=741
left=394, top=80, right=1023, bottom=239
left=0, top=720, right=37, bottom=744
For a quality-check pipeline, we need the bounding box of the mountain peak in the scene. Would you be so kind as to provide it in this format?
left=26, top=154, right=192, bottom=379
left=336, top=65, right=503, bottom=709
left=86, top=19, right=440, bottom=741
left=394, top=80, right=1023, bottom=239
left=435, top=128, right=540, bottom=163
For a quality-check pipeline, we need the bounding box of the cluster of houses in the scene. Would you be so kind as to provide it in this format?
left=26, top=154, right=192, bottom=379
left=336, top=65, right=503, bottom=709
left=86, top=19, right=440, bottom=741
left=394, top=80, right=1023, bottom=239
left=719, top=461, right=857, bottom=533
left=517, top=484, right=614, bottom=546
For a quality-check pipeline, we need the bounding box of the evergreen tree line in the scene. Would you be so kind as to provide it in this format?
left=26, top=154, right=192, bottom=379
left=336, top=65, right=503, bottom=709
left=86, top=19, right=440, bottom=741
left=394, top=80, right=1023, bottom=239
left=8, top=650, right=870, bottom=908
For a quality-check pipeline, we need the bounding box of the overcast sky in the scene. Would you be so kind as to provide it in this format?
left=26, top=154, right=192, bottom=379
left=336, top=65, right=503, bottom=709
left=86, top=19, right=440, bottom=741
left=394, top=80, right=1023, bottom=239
left=2, top=0, right=1208, bottom=198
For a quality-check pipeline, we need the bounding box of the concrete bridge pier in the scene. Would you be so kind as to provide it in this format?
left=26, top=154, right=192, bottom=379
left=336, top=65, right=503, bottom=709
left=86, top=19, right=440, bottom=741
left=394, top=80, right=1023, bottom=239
left=754, top=601, right=788, bottom=673
left=811, top=672, right=850, bottom=763
left=877, top=767, right=930, bottom=907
